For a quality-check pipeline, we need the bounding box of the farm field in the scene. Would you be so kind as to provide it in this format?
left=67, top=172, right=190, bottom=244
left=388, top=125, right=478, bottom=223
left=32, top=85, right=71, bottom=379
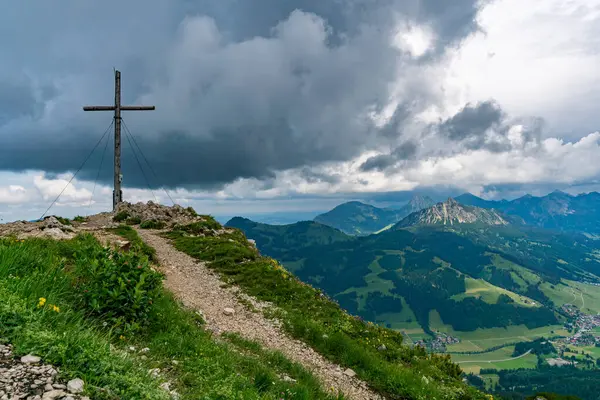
left=451, top=346, right=538, bottom=374
left=451, top=277, right=538, bottom=307
left=430, top=310, right=568, bottom=350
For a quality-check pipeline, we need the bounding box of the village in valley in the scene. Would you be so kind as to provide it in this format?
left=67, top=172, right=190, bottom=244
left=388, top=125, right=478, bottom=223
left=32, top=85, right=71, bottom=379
left=556, top=303, right=600, bottom=347
left=414, top=332, right=461, bottom=353
left=411, top=302, right=600, bottom=356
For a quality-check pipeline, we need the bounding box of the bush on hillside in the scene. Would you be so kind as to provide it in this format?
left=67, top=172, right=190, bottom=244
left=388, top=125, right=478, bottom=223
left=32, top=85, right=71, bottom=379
left=72, top=242, right=163, bottom=334
left=140, top=219, right=167, bottom=229
left=186, top=206, right=198, bottom=217
left=113, top=211, right=130, bottom=222
left=174, top=217, right=223, bottom=235
left=55, top=216, right=71, bottom=226
left=125, top=216, right=142, bottom=225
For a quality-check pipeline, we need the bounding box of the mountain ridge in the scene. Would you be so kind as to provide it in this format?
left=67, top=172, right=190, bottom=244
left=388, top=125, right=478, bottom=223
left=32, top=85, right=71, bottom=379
left=312, top=195, right=435, bottom=235
left=455, top=191, right=600, bottom=233
left=394, top=197, right=509, bottom=228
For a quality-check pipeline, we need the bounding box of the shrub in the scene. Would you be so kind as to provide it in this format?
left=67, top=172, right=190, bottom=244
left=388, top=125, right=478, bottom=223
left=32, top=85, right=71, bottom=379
left=73, top=215, right=86, bottom=223
left=55, top=216, right=71, bottom=226
left=140, top=220, right=166, bottom=230
left=125, top=216, right=142, bottom=225
left=173, top=218, right=222, bottom=236
left=185, top=206, right=199, bottom=217
left=113, top=211, right=130, bottom=222
left=72, top=242, right=163, bottom=335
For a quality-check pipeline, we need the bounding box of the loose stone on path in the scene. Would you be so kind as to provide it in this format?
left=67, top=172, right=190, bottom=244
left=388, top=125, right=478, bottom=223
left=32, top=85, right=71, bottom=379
left=0, top=344, right=88, bottom=400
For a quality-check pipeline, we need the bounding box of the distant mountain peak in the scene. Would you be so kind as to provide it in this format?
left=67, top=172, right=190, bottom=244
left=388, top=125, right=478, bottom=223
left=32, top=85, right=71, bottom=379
left=404, top=195, right=435, bottom=212
left=548, top=189, right=571, bottom=197
left=313, top=196, right=435, bottom=235
left=394, top=199, right=509, bottom=228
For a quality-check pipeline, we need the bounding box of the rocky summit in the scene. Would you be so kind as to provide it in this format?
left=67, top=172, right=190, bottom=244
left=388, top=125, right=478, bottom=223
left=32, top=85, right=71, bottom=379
left=394, top=197, right=509, bottom=228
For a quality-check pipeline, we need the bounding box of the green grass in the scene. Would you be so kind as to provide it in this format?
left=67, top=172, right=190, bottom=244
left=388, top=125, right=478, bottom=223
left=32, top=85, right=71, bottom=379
left=452, top=346, right=538, bottom=375
left=451, top=278, right=539, bottom=307
left=54, top=216, right=72, bottom=226
left=334, top=256, right=419, bottom=328
left=165, top=224, right=490, bottom=400
left=430, top=310, right=567, bottom=351
left=113, top=211, right=130, bottom=222
left=453, top=346, right=516, bottom=363
left=0, top=235, right=344, bottom=400
left=126, top=216, right=142, bottom=226
left=107, top=225, right=157, bottom=262
left=140, top=220, right=167, bottom=230
left=337, top=257, right=399, bottom=310
left=540, top=280, right=600, bottom=314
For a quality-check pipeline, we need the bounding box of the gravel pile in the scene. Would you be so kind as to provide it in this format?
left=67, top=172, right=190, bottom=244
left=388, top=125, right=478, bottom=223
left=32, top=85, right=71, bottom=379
left=0, top=344, right=88, bottom=400
left=115, top=202, right=201, bottom=226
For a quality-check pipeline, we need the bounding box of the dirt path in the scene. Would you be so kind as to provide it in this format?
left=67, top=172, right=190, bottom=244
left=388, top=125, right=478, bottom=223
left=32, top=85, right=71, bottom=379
left=136, top=229, right=383, bottom=400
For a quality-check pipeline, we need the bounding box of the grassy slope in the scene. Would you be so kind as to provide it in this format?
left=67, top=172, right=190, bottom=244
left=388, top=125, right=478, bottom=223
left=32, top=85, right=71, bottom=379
left=540, top=280, right=600, bottom=314
left=452, top=346, right=538, bottom=375
left=164, top=220, right=490, bottom=400
left=451, top=278, right=539, bottom=308
left=0, top=234, right=342, bottom=400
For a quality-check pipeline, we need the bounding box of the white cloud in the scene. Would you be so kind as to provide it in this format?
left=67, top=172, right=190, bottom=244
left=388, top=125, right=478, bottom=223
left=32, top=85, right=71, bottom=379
left=443, top=0, right=600, bottom=136
left=393, top=22, right=435, bottom=58
left=0, top=185, right=30, bottom=204
left=1, top=0, right=600, bottom=222
left=208, top=130, right=600, bottom=198
left=33, top=174, right=93, bottom=205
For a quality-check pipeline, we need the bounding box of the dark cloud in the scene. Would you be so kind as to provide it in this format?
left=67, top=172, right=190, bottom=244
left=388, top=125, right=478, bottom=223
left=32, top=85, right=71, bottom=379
left=0, top=77, right=57, bottom=125
left=359, top=141, right=418, bottom=172
left=439, top=100, right=505, bottom=141
left=299, top=168, right=342, bottom=185
left=418, top=0, right=491, bottom=51
left=0, top=82, right=37, bottom=125
left=435, top=100, right=543, bottom=153
left=0, top=0, right=489, bottom=190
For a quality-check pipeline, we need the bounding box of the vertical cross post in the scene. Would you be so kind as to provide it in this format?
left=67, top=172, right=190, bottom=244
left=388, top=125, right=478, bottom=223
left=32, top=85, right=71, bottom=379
left=114, top=70, right=122, bottom=209
left=83, top=70, right=155, bottom=211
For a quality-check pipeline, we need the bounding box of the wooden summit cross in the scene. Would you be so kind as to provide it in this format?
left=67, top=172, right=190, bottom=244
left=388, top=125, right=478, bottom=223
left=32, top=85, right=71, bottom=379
left=83, top=70, right=155, bottom=211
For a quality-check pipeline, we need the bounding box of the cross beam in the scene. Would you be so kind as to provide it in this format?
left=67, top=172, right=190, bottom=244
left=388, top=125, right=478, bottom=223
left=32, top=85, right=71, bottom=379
left=83, top=70, right=155, bottom=211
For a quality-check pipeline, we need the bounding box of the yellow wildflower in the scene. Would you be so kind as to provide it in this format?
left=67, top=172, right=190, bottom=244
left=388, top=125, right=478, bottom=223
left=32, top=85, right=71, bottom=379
left=52, top=305, right=60, bottom=313
left=38, top=298, right=46, bottom=308
left=119, top=335, right=126, bottom=340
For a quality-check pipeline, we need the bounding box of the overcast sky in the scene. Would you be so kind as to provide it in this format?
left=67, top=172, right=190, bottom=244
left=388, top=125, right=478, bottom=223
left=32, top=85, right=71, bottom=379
left=1, top=0, right=599, bottom=222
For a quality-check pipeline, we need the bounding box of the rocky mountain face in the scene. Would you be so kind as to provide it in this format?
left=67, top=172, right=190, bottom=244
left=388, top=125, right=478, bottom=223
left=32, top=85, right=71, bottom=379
left=455, top=190, right=600, bottom=233
left=394, top=198, right=509, bottom=228
left=397, top=195, right=436, bottom=216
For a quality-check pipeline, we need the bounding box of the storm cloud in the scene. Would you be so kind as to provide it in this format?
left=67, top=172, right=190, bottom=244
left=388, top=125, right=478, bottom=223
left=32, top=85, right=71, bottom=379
left=359, top=142, right=418, bottom=172
left=0, top=0, right=490, bottom=189
left=433, top=100, right=543, bottom=153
